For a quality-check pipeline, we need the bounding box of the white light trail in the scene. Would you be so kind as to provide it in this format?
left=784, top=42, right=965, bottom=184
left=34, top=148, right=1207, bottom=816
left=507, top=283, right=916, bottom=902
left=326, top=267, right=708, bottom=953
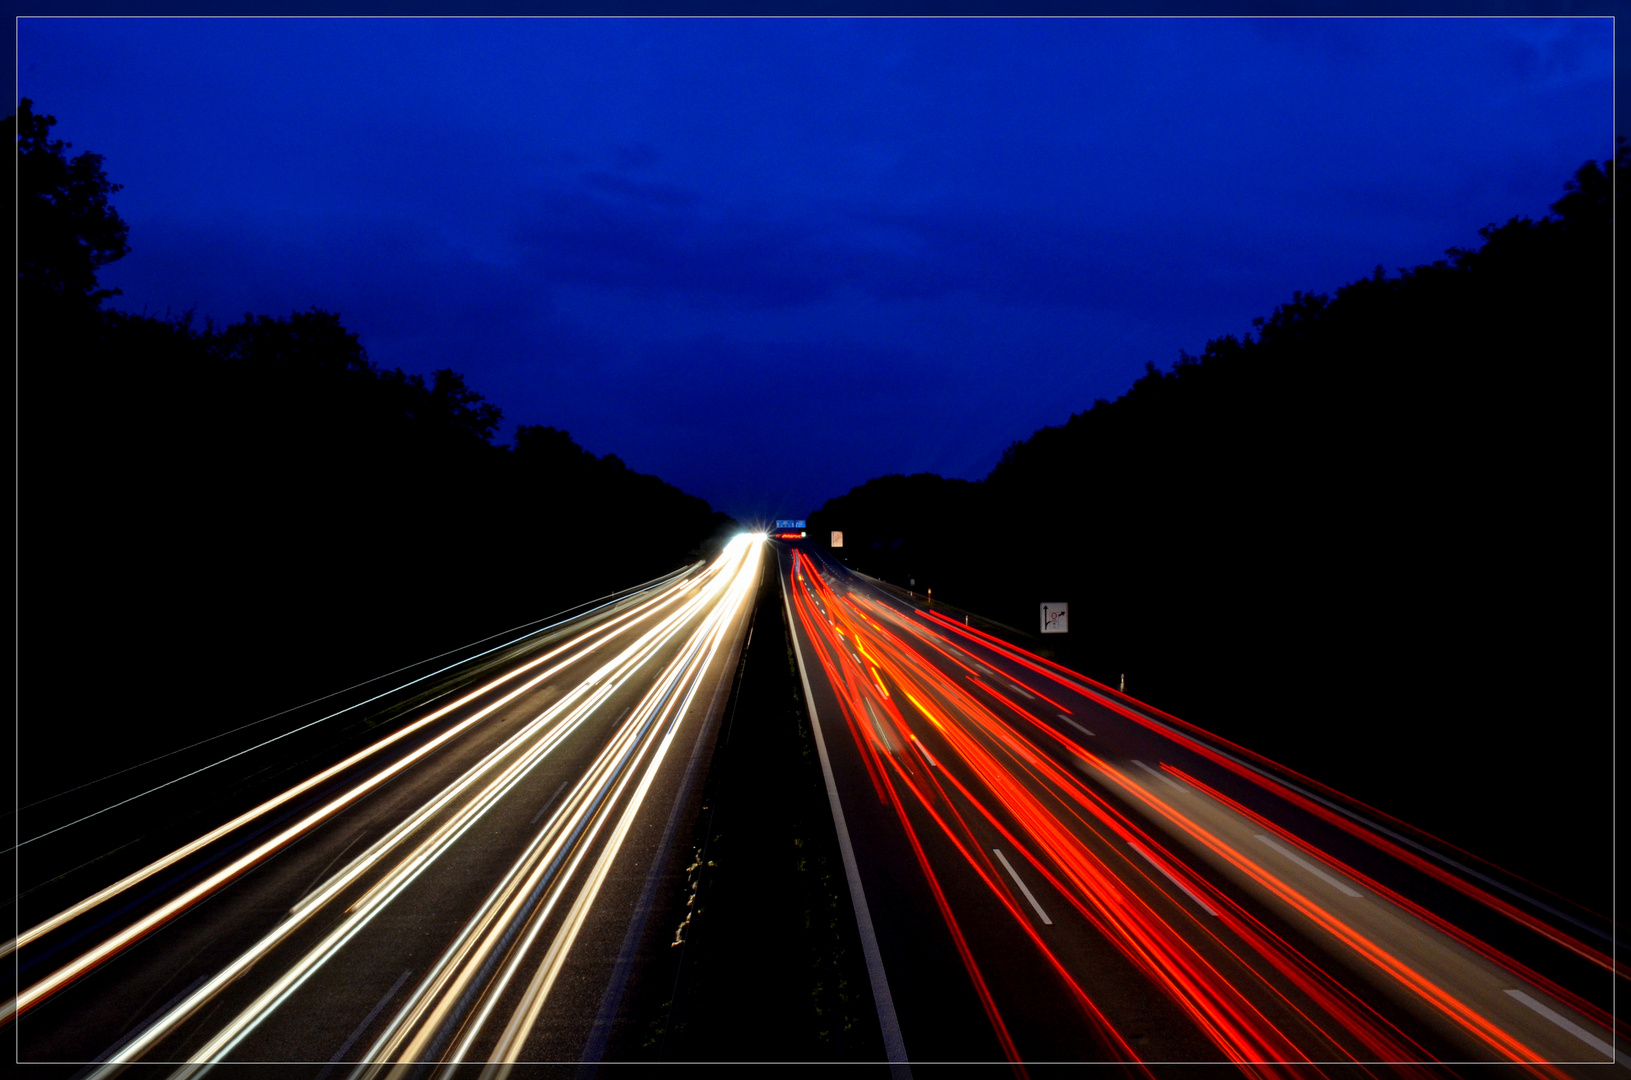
left=76, top=537, right=761, bottom=1073
left=359, top=537, right=759, bottom=1072
left=9, top=568, right=688, bottom=849
left=8, top=564, right=723, bottom=1021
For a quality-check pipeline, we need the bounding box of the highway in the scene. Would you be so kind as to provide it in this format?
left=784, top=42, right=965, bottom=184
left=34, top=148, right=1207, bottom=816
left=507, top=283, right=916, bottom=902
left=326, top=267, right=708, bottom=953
left=9, top=534, right=763, bottom=1071
left=780, top=543, right=1621, bottom=1073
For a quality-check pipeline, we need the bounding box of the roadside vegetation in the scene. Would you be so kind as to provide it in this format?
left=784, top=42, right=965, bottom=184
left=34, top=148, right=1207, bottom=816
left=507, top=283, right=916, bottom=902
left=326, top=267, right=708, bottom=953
left=809, top=144, right=1620, bottom=913
left=13, top=99, right=735, bottom=816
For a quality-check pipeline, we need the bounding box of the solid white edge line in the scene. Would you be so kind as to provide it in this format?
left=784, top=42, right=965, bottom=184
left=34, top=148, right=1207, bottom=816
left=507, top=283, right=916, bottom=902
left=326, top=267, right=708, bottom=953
left=992, top=847, right=1053, bottom=925
left=783, top=556, right=911, bottom=1074
left=1128, top=841, right=1219, bottom=916
left=1253, top=833, right=1363, bottom=897
left=1131, top=758, right=1187, bottom=792
left=1504, top=988, right=1616, bottom=1059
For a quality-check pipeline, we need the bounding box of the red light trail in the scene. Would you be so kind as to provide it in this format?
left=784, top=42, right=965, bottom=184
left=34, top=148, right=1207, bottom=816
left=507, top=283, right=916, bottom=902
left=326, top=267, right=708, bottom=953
left=785, top=550, right=1611, bottom=1074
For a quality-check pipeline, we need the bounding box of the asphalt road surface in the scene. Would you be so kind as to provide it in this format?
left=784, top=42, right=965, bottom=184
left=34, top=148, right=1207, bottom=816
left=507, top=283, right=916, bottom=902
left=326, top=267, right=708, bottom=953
left=9, top=535, right=763, bottom=1073
left=780, top=542, right=1621, bottom=1074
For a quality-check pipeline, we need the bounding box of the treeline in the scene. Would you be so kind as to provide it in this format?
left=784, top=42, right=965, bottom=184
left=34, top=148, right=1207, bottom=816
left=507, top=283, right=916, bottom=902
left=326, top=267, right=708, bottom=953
left=810, top=146, right=1618, bottom=909
left=13, top=100, right=734, bottom=801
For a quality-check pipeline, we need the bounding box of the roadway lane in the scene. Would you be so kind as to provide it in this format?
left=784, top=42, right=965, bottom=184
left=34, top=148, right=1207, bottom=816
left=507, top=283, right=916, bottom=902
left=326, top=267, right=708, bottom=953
left=781, top=543, right=1619, bottom=1073
left=11, top=534, right=763, bottom=1071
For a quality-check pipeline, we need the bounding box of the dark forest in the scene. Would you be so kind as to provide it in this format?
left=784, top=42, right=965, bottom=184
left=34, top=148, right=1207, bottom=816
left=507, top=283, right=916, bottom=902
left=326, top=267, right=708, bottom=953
left=13, top=99, right=737, bottom=807
left=11, top=95, right=1617, bottom=913
left=809, top=144, right=1619, bottom=911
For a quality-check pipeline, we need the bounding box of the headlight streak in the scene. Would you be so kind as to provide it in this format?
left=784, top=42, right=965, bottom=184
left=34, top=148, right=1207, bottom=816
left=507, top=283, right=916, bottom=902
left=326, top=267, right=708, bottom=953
left=11, top=569, right=696, bottom=855
left=475, top=545, right=760, bottom=1077
left=333, top=567, right=728, bottom=924
left=77, top=591, right=712, bottom=1071
left=5, top=570, right=713, bottom=985
left=80, top=537, right=761, bottom=1075
left=25, top=536, right=1600, bottom=1073
left=365, top=544, right=757, bottom=1073
left=8, top=569, right=727, bottom=1029
left=787, top=552, right=1594, bottom=1075
left=22, top=561, right=742, bottom=1045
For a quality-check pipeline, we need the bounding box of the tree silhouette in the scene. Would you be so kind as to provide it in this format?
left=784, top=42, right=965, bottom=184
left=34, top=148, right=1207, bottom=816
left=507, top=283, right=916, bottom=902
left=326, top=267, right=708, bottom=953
left=810, top=149, right=1617, bottom=911
left=13, top=98, right=130, bottom=320
left=16, top=105, right=738, bottom=827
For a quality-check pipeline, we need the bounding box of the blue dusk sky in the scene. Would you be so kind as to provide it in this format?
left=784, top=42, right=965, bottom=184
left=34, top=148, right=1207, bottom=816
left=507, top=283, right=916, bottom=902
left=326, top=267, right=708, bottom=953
left=16, top=15, right=1615, bottom=521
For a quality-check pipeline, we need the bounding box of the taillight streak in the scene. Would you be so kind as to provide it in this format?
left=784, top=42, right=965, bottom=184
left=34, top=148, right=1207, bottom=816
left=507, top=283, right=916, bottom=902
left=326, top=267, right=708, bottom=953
left=913, top=607, right=1611, bottom=966
left=792, top=556, right=1594, bottom=1074
left=1165, top=762, right=1617, bottom=1043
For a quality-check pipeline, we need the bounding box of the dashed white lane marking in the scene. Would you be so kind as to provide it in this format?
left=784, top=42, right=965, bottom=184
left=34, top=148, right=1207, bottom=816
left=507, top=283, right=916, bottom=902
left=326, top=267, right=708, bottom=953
left=1504, top=988, right=1615, bottom=1059
left=1128, top=841, right=1218, bottom=916
left=863, top=698, right=899, bottom=753
left=909, top=734, right=939, bottom=768
left=1131, top=758, right=1187, bottom=792
left=992, top=848, right=1052, bottom=925
left=1006, top=682, right=1036, bottom=700
left=1058, top=714, right=1095, bottom=738
left=1253, top=834, right=1363, bottom=897
left=530, top=780, right=570, bottom=824
left=316, top=968, right=413, bottom=1079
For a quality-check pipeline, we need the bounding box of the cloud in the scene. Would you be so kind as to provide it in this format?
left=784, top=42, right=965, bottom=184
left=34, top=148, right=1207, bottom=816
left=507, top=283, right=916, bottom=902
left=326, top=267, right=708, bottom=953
left=57, top=15, right=1611, bottom=525
left=509, top=170, right=1233, bottom=319
left=608, top=142, right=659, bottom=171
left=513, top=182, right=854, bottom=308
left=103, top=208, right=547, bottom=387
left=582, top=171, right=701, bottom=210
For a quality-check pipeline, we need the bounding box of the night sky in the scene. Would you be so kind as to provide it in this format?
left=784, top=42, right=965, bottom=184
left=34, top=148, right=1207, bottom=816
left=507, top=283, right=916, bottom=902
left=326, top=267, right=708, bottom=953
left=17, top=15, right=1614, bottom=522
